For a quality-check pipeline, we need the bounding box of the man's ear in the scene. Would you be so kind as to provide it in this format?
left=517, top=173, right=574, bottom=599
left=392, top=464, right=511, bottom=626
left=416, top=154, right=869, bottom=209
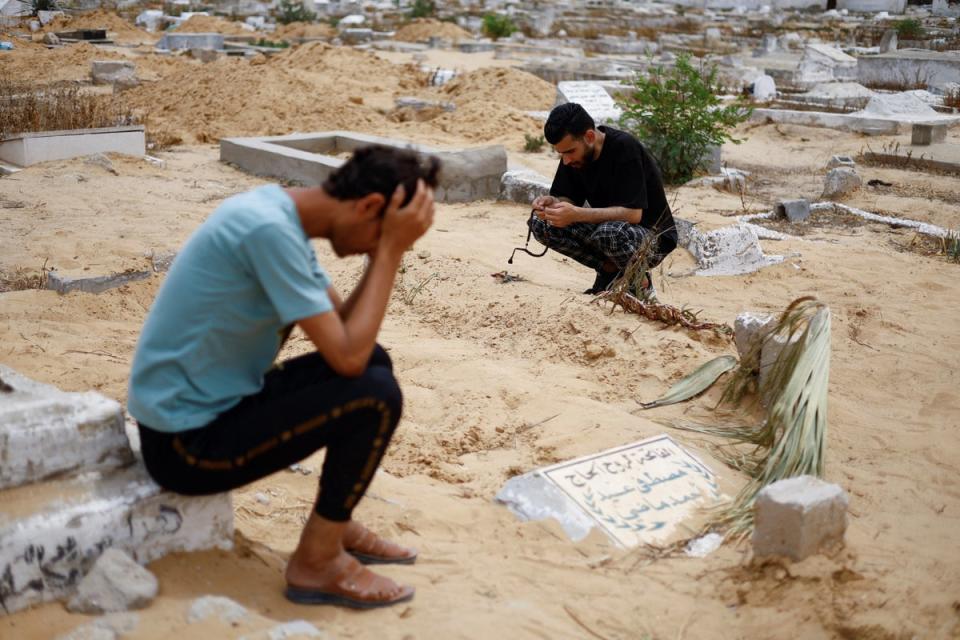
left=583, top=129, right=596, bottom=145
left=354, top=192, right=386, bottom=220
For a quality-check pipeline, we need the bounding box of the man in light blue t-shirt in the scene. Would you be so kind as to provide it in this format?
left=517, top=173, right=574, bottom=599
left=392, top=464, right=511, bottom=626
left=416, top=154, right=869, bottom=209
left=129, top=146, right=439, bottom=609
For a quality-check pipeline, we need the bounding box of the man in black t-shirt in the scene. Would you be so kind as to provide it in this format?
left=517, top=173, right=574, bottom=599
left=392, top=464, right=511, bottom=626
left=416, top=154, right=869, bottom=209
left=529, top=102, right=678, bottom=296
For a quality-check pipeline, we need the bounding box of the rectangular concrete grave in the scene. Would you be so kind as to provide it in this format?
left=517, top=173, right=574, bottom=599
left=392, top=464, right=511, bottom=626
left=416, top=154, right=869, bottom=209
left=0, top=126, right=145, bottom=168
left=555, top=81, right=623, bottom=124
left=220, top=131, right=507, bottom=203
left=157, top=32, right=224, bottom=51
left=496, top=434, right=723, bottom=548
left=0, top=365, right=134, bottom=491
left=857, top=51, right=960, bottom=92
left=0, top=464, right=233, bottom=614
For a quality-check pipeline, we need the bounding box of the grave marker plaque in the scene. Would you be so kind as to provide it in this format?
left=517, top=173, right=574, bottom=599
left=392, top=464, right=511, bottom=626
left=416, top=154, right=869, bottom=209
left=539, top=435, right=722, bottom=547
left=555, top=81, right=622, bottom=124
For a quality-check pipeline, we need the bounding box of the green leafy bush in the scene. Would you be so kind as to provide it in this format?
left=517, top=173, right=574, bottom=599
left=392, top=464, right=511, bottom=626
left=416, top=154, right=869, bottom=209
left=481, top=13, right=516, bottom=40
left=523, top=133, right=545, bottom=152
left=409, top=0, right=435, bottom=19
left=276, top=0, right=315, bottom=25
left=894, top=18, right=924, bottom=40
left=617, top=54, right=752, bottom=184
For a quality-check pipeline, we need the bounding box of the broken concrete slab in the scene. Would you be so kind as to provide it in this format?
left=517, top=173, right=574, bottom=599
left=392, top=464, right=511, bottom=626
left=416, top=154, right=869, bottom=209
left=67, top=548, right=158, bottom=614
left=775, top=198, right=811, bottom=223
left=911, top=122, right=947, bottom=146
left=734, top=312, right=776, bottom=362
left=857, top=50, right=960, bottom=92
left=753, top=475, right=849, bottom=561
left=810, top=202, right=952, bottom=238
left=797, top=44, right=857, bottom=84
left=879, top=29, right=897, bottom=53
left=0, top=464, right=233, bottom=614
left=46, top=268, right=152, bottom=295
left=683, top=224, right=785, bottom=277
left=498, top=169, right=550, bottom=204
left=827, top=155, right=856, bottom=169
left=0, top=365, right=133, bottom=491
left=0, top=126, right=145, bottom=168
left=220, top=131, right=507, bottom=203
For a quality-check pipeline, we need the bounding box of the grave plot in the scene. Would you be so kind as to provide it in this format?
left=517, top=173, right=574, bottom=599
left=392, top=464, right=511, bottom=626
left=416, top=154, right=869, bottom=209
left=220, top=131, right=508, bottom=203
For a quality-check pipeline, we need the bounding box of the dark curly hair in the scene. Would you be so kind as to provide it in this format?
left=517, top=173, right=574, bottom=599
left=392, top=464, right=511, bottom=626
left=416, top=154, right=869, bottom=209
left=322, top=145, right=441, bottom=212
left=544, top=103, right=596, bottom=145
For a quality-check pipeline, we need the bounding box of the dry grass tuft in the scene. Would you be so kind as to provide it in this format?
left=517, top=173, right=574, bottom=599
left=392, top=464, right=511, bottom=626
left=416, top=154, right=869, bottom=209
left=0, top=265, right=48, bottom=293
left=0, top=81, right=138, bottom=139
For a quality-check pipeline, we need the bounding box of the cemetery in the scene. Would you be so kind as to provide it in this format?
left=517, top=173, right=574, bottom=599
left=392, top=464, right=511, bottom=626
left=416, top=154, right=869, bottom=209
left=1, top=0, right=959, bottom=638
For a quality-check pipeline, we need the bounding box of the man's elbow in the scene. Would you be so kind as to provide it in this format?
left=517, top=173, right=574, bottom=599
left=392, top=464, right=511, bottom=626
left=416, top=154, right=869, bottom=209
left=329, top=354, right=367, bottom=378
left=627, top=209, right=644, bottom=225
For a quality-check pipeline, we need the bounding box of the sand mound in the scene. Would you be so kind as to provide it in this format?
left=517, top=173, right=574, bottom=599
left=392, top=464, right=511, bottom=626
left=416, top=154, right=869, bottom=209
left=123, top=58, right=388, bottom=144
left=176, top=15, right=254, bottom=36
left=440, top=67, right=555, bottom=111
left=394, top=18, right=472, bottom=43
left=272, top=21, right=336, bottom=41
left=424, top=101, right=548, bottom=142
left=270, top=41, right=424, bottom=91
left=44, top=9, right=151, bottom=42
left=0, top=41, right=124, bottom=85
left=857, top=92, right=938, bottom=117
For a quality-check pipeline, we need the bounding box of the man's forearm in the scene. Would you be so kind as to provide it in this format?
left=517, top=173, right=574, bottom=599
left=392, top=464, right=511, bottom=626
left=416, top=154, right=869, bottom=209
left=338, top=259, right=374, bottom=320
left=575, top=206, right=643, bottom=225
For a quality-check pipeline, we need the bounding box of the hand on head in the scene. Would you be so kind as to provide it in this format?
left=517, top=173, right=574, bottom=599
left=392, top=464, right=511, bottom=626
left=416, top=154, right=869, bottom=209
left=379, top=179, right=435, bottom=257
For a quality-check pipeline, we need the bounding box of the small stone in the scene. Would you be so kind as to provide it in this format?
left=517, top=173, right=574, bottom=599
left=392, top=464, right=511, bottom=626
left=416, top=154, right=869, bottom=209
left=826, top=155, right=855, bottom=170
left=752, top=475, right=849, bottom=561
left=42, top=32, right=60, bottom=45
left=734, top=312, right=775, bottom=362
left=821, top=167, right=861, bottom=200
left=255, top=492, right=270, bottom=505
left=266, top=620, right=325, bottom=639
left=56, top=625, right=116, bottom=640
left=187, top=595, right=248, bottom=624
left=84, top=153, right=118, bottom=176
left=67, top=549, right=159, bottom=614
left=416, top=250, right=431, bottom=260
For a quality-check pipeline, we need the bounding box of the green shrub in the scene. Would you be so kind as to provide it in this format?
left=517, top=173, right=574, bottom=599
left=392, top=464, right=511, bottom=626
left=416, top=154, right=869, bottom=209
left=481, top=13, right=516, bottom=40
left=276, top=0, right=315, bottom=25
left=617, top=54, right=752, bottom=184
left=409, top=0, right=435, bottom=19
left=894, top=18, right=924, bottom=40
left=523, top=133, right=545, bottom=152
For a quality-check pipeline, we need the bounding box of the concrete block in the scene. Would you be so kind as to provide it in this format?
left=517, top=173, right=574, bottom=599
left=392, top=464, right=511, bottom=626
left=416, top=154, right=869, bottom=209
left=827, top=155, right=855, bottom=169
left=0, top=365, right=134, bottom=491
left=701, top=144, right=722, bottom=174
left=0, top=464, right=233, bottom=614
left=911, top=122, right=947, bottom=146
left=752, top=475, right=849, bottom=561
left=90, top=60, right=138, bottom=88
left=775, top=198, right=811, bottom=223
left=879, top=29, right=897, bottom=54
left=752, top=75, right=776, bottom=100
left=498, top=169, right=550, bottom=204
left=67, top=548, right=158, bottom=613
left=758, top=329, right=801, bottom=392
left=822, top=167, right=862, bottom=200
left=46, top=269, right=152, bottom=295
left=734, top=312, right=775, bottom=361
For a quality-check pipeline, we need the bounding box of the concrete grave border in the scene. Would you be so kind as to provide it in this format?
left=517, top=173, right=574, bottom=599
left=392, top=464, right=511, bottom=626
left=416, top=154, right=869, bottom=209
left=220, top=131, right=508, bottom=203
left=0, top=126, right=145, bottom=167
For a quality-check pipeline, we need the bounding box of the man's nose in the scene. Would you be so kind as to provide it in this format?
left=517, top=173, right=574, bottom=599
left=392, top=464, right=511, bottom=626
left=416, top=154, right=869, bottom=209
left=561, top=155, right=572, bottom=166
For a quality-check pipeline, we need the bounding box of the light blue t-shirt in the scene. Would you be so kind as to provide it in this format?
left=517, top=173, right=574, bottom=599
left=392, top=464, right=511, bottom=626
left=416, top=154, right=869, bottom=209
left=128, top=184, right=334, bottom=432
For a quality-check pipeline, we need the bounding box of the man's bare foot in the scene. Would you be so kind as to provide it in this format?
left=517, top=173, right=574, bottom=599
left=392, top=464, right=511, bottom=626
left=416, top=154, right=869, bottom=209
left=343, top=521, right=418, bottom=565
left=285, top=548, right=414, bottom=608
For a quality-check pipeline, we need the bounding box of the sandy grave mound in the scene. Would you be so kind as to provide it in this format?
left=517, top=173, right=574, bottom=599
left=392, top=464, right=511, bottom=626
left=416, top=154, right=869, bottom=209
left=44, top=9, right=156, bottom=43
left=176, top=14, right=255, bottom=36
left=422, top=100, right=548, bottom=143
left=0, top=41, right=124, bottom=85
left=271, top=21, right=336, bottom=41
left=394, top=18, right=472, bottom=43
left=123, top=57, right=388, bottom=144
left=440, top=66, right=555, bottom=111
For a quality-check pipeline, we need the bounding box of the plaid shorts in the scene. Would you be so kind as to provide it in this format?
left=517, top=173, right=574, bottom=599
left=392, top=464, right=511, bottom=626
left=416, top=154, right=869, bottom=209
left=528, top=218, right=665, bottom=272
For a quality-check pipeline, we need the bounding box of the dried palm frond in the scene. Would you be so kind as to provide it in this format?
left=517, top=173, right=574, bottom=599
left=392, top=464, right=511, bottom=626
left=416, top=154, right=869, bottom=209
left=673, top=297, right=832, bottom=539
left=639, top=355, right=737, bottom=409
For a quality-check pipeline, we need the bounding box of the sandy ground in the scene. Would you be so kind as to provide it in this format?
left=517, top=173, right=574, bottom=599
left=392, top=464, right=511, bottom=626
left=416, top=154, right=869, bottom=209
left=1, top=31, right=960, bottom=640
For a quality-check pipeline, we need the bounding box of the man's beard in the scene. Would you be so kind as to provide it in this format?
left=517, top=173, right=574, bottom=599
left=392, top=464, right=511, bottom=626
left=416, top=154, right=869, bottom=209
left=574, top=142, right=597, bottom=170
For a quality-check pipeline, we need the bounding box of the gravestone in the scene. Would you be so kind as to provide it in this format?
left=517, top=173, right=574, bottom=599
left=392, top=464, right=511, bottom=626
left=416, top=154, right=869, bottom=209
left=497, top=435, right=723, bottom=548
left=752, top=75, right=777, bottom=101
left=879, top=29, right=897, bottom=54
left=555, top=81, right=622, bottom=125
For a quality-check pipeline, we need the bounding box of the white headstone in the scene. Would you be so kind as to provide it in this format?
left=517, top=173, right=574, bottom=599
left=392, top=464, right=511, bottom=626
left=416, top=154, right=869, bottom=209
left=555, top=81, right=622, bottom=125
left=752, top=75, right=776, bottom=100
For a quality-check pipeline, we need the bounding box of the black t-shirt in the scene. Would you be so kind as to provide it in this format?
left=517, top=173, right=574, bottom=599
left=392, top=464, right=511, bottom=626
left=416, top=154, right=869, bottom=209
left=549, top=126, right=678, bottom=252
